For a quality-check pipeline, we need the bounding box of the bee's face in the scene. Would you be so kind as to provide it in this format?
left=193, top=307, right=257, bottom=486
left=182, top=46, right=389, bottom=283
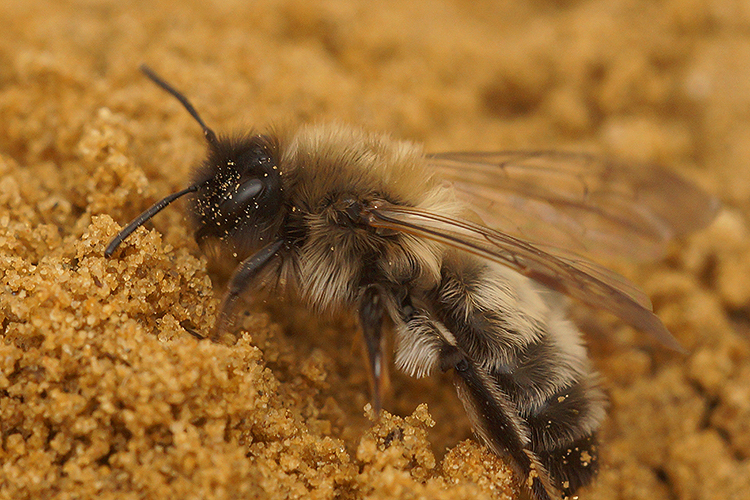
left=190, top=134, right=284, bottom=249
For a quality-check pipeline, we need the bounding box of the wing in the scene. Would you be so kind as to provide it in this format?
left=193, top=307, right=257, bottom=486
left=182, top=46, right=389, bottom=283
left=428, top=151, right=720, bottom=261
left=365, top=204, right=684, bottom=351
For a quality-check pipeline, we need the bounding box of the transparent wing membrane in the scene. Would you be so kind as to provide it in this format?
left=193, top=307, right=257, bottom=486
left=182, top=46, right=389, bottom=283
left=428, top=151, right=720, bottom=261
left=367, top=204, right=685, bottom=351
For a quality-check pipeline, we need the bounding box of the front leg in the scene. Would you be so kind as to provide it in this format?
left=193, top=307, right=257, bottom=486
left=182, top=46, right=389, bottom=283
left=211, top=239, right=284, bottom=344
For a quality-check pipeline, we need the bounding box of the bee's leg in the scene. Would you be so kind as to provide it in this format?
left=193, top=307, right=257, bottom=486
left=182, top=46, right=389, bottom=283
left=438, top=343, right=556, bottom=500
left=393, top=295, right=556, bottom=500
left=180, top=321, right=206, bottom=339
left=211, top=239, right=284, bottom=344
left=358, top=285, right=388, bottom=413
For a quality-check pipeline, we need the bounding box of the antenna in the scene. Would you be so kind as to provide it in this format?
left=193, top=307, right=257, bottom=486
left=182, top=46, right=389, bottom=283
left=139, top=64, right=219, bottom=147
left=105, top=185, right=200, bottom=257
left=105, top=66, right=219, bottom=257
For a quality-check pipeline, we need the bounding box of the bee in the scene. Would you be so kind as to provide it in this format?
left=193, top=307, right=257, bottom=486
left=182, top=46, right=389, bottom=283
left=106, top=66, right=719, bottom=500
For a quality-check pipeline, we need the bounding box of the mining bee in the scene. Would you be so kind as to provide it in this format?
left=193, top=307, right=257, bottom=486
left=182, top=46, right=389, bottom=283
left=106, top=66, right=719, bottom=500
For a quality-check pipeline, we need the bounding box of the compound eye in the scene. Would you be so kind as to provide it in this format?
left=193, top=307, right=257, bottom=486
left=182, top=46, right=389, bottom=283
left=221, top=178, right=264, bottom=216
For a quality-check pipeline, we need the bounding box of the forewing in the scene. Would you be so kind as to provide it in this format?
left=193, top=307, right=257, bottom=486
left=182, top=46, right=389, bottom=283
left=428, top=151, right=720, bottom=261
left=366, top=205, right=684, bottom=351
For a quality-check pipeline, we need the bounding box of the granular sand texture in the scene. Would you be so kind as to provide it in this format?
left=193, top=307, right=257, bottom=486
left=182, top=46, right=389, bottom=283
left=2, top=1, right=749, bottom=499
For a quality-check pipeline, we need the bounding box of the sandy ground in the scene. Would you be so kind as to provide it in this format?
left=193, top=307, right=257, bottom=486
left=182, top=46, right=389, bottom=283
left=1, top=0, right=750, bottom=499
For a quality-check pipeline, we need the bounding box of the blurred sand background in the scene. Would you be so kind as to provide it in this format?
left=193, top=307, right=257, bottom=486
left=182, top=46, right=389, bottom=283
left=1, top=0, right=750, bottom=499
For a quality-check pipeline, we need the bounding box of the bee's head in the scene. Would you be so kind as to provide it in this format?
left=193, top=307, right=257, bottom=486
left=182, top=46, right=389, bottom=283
left=104, top=66, right=285, bottom=258
left=190, top=134, right=284, bottom=251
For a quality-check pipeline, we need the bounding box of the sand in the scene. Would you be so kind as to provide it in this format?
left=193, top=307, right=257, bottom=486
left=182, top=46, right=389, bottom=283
left=1, top=0, right=749, bottom=499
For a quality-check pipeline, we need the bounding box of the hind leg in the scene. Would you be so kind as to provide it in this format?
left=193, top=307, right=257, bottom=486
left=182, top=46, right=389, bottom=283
left=392, top=294, right=558, bottom=500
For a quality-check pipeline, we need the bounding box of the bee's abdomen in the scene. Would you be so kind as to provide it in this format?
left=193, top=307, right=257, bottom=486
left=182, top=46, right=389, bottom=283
left=495, top=366, right=604, bottom=494
left=537, top=434, right=599, bottom=497
left=431, top=255, right=605, bottom=495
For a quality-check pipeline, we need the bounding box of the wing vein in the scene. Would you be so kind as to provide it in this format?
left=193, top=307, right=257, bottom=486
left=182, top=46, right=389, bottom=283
left=367, top=204, right=684, bottom=352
